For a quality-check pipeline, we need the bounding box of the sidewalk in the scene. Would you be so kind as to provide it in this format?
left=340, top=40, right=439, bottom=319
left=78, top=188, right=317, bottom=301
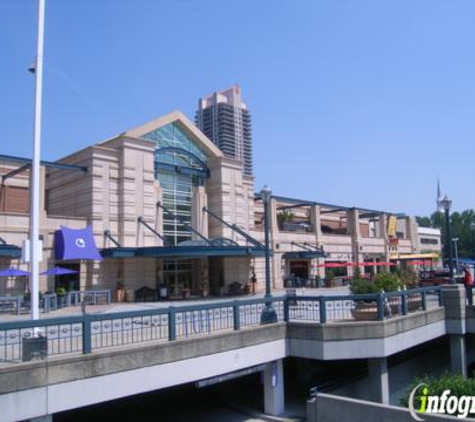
left=0, top=286, right=350, bottom=322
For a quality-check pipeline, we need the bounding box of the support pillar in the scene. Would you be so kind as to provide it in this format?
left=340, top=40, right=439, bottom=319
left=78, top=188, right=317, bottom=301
left=264, top=359, right=285, bottom=416
left=368, top=357, right=389, bottom=404
left=442, top=285, right=468, bottom=377
left=450, top=334, right=467, bottom=377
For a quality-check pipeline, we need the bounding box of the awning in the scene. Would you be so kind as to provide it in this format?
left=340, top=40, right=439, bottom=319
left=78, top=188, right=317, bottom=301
left=315, top=262, right=354, bottom=268
left=360, top=261, right=395, bottom=267
left=101, top=245, right=266, bottom=259
left=0, top=244, right=22, bottom=258
left=55, top=226, right=103, bottom=261
left=390, top=253, right=439, bottom=261
left=282, top=251, right=326, bottom=260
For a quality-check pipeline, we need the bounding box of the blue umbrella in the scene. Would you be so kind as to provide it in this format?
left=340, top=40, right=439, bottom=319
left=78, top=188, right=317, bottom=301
left=0, top=268, right=30, bottom=277
left=40, top=266, right=78, bottom=276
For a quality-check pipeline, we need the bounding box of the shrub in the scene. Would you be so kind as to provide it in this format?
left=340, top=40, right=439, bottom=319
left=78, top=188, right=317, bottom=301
left=350, top=272, right=402, bottom=295
left=400, top=373, right=475, bottom=417
left=326, top=270, right=335, bottom=281
left=353, top=267, right=363, bottom=282
left=373, top=272, right=403, bottom=292
left=350, top=278, right=379, bottom=295
left=396, top=267, right=418, bottom=288
left=55, top=287, right=67, bottom=297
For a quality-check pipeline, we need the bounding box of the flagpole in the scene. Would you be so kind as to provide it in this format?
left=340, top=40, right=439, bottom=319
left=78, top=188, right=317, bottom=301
left=30, top=0, right=46, bottom=321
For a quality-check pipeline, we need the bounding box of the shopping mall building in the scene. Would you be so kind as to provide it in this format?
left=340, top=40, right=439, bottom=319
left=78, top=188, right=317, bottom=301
left=0, top=111, right=442, bottom=297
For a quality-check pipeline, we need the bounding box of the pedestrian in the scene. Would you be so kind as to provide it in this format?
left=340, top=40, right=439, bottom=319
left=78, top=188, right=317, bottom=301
left=464, top=266, right=473, bottom=304
left=250, top=270, right=257, bottom=295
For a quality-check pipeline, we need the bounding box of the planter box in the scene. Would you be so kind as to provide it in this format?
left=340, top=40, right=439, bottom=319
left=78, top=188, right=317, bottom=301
left=352, top=302, right=378, bottom=321
left=115, top=288, right=125, bottom=303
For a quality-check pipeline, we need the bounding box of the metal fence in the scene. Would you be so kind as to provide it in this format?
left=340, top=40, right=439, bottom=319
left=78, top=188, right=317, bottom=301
left=43, top=290, right=111, bottom=313
left=0, top=287, right=442, bottom=363
left=288, top=286, right=442, bottom=323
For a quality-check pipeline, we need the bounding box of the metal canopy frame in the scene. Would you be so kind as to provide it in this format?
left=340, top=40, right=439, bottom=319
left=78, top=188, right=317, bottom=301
left=0, top=154, right=88, bottom=173
left=203, top=207, right=264, bottom=249
left=100, top=245, right=266, bottom=259
left=157, top=202, right=211, bottom=245
left=0, top=244, right=22, bottom=258
left=291, top=241, right=326, bottom=255
left=1, top=164, right=31, bottom=182
left=258, top=194, right=405, bottom=219
left=104, top=230, right=121, bottom=248
left=137, top=216, right=170, bottom=245
left=282, top=251, right=325, bottom=260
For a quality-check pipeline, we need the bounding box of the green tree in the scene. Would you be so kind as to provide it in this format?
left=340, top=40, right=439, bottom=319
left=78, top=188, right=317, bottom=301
left=417, top=209, right=475, bottom=260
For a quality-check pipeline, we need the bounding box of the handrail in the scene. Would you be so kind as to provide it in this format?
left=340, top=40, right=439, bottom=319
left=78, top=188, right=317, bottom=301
left=0, top=286, right=443, bottom=362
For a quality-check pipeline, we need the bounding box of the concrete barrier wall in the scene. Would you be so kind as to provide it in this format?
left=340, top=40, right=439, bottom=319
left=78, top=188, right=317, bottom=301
left=329, top=337, right=451, bottom=405
left=308, top=393, right=459, bottom=422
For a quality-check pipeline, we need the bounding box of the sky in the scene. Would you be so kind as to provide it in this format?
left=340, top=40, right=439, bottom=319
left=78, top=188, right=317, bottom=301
left=1, top=0, right=474, bottom=217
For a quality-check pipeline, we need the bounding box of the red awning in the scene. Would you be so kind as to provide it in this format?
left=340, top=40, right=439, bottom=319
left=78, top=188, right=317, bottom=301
left=316, top=262, right=353, bottom=268
left=360, top=261, right=396, bottom=267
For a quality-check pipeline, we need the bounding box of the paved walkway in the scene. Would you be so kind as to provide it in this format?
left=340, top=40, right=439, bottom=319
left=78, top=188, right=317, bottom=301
left=0, top=286, right=350, bottom=322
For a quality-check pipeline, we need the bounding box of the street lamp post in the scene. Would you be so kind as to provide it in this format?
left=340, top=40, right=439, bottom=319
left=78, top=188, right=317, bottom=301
left=452, top=238, right=459, bottom=274
left=260, top=185, right=277, bottom=324
left=471, top=222, right=475, bottom=257
left=440, top=195, right=454, bottom=283
left=29, top=0, right=46, bottom=321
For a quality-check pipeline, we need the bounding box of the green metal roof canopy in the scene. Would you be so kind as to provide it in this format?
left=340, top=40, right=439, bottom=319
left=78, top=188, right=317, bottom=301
left=100, top=245, right=266, bottom=259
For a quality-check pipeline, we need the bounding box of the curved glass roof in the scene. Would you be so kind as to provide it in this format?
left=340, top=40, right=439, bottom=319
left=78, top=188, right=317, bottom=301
left=142, top=122, right=208, bottom=167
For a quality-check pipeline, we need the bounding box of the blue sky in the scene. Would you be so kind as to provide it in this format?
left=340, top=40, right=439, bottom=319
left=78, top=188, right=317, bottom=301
left=1, top=0, right=474, bottom=216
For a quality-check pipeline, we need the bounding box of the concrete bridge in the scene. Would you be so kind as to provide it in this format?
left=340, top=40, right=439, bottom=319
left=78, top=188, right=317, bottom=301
left=1, top=285, right=474, bottom=422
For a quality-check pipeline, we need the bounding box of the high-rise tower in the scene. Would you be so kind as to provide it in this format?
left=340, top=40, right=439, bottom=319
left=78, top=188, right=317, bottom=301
left=195, top=85, right=253, bottom=176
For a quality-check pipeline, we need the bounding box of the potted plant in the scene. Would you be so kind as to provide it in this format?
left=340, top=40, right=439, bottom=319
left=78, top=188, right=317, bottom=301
left=55, top=286, right=67, bottom=308
left=325, top=270, right=335, bottom=288
left=115, top=281, right=125, bottom=303
left=350, top=273, right=402, bottom=320
left=181, top=288, right=191, bottom=299
left=199, top=282, right=209, bottom=298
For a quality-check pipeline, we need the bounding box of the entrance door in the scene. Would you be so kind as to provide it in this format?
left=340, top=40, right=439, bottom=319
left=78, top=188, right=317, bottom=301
left=55, top=263, right=80, bottom=291
left=289, top=261, right=309, bottom=279
left=163, top=259, right=193, bottom=296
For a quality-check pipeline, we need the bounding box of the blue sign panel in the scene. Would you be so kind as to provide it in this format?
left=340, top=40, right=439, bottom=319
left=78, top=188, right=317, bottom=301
left=54, top=226, right=102, bottom=261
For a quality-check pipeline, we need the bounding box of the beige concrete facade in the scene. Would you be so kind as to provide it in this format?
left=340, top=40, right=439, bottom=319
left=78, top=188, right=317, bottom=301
left=0, top=110, right=441, bottom=297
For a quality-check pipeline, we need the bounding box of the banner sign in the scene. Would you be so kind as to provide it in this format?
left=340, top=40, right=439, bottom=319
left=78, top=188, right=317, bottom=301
left=54, top=226, right=103, bottom=261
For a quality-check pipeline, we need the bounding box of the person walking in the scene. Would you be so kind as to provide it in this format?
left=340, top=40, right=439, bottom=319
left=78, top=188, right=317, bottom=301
left=464, top=266, right=473, bottom=305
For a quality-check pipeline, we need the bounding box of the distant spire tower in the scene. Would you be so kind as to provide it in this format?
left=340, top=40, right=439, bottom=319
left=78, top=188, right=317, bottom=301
left=436, top=178, right=443, bottom=212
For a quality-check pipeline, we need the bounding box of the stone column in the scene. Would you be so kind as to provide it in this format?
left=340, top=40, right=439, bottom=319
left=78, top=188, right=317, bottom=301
left=269, top=198, right=280, bottom=290
left=310, top=205, right=325, bottom=280
left=443, top=284, right=467, bottom=376
left=378, top=213, right=390, bottom=269
left=264, top=359, right=285, bottom=416
left=192, top=186, right=208, bottom=239
left=348, top=209, right=362, bottom=270
left=405, top=216, right=420, bottom=254
left=368, top=357, right=389, bottom=404
left=450, top=334, right=467, bottom=377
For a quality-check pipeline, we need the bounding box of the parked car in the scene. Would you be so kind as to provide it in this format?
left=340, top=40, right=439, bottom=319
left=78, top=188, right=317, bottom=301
left=419, top=269, right=463, bottom=286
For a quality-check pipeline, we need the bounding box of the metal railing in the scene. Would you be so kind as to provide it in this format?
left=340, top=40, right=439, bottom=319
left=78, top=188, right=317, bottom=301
left=0, top=287, right=442, bottom=362
left=0, top=296, right=22, bottom=316
left=43, top=290, right=111, bottom=313
left=288, top=286, right=442, bottom=323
